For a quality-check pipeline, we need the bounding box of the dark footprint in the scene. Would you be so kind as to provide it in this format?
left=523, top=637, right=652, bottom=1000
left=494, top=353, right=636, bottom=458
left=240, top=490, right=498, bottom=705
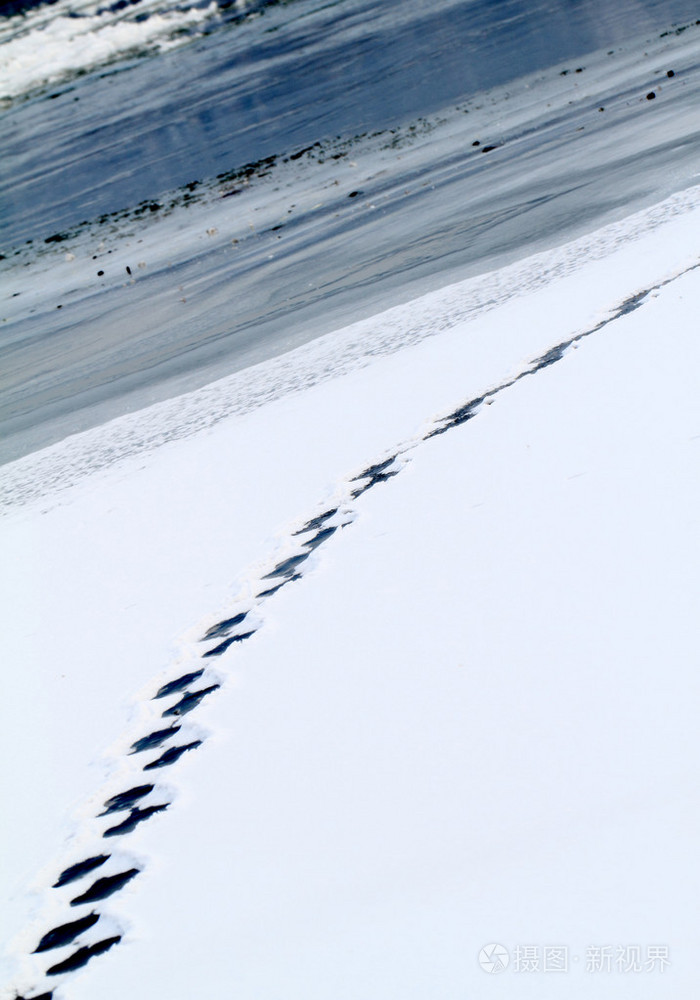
left=154, top=669, right=204, bottom=699
left=614, top=289, right=649, bottom=318
left=349, top=455, right=401, bottom=497
left=100, top=784, right=154, bottom=815
left=202, top=630, right=257, bottom=658
left=302, top=525, right=337, bottom=551
left=143, top=740, right=202, bottom=771
left=201, top=611, right=248, bottom=641
left=103, top=804, right=169, bottom=837
left=350, top=468, right=400, bottom=498
left=261, top=551, right=311, bottom=580
left=46, top=935, right=121, bottom=975
left=53, top=855, right=110, bottom=888
left=161, top=684, right=220, bottom=717
left=129, top=723, right=181, bottom=754
left=256, top=574, right=301, bottom=599
left=530, top=343, right=567, bottom=371
left=71, top=868, right=139, bottom=906
left=426, top=397, right=483, bottom=438
left=293, top=508, right=338, bottom=535
left=34, top=913, right=100, bottom=953
left=351, top=456, right=397, bottom=481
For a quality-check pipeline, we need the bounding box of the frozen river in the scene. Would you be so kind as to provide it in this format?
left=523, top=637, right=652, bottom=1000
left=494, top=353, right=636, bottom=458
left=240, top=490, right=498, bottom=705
left=1, top=0, right=699, bottom=463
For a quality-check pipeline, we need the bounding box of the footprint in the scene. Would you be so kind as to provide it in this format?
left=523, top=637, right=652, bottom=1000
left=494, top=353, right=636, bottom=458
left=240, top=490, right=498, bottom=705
left=142, top=740, right=202, bottom=771
left=46, top=935, right=121, bottom=975
left=292, top=508, right=338, bottom=535
left=100, top=784, right=154, bottom=815
left=256, top=574, right=302, bottom=599
left=154, top=669, right=204, bottom=699
left=261, top=551, right=312, bottom=580
left=350, top=456, right=401, bottom=497
left=425, top=397, right=483, bottom=438
left=34, top=913, right=100, bottom=953
left=103, top=804, right=169, bottom=838
left=129, top=724, right=181, bottom=754
left=53, top=855, right=110, bottom=888
left=301, top=525, right=337, bottom=551
left=201, top=630, right=256, bottom=658
left=201, top=611, right=248, bottom=641
left=161, top=684, right=220, bottom=717
left=351, top=456, right=397, bottom=481
left=530, top=343, right=567, bottom=371
left=70, top=869, right=139, bottom=906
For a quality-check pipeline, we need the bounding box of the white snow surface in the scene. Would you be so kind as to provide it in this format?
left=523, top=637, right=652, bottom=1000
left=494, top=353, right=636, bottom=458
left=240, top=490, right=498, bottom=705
left=0, top=190, right=699, bottom=997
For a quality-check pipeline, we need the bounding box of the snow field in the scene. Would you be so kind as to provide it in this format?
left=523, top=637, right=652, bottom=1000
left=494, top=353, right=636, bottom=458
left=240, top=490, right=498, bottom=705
left=1, top=190, right=699, bottom=998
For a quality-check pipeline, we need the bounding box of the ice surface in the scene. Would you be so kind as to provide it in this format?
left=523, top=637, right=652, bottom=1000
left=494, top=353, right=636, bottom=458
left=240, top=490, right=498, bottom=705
left=2, top=8, right=700, bottom=463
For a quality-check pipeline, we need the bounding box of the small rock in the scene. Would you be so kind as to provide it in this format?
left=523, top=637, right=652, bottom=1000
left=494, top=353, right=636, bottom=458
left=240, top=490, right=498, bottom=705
left=646, top=91, right=656, bottom=100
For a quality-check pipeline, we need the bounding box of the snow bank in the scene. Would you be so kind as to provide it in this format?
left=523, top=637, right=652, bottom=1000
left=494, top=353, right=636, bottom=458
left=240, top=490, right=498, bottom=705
left=0, top=0, right=220, bottom=101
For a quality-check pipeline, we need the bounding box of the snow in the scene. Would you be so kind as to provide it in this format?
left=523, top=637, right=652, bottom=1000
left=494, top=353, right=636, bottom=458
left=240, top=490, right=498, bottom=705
left=0, top=0, right=221, bottom=102
left=1, top=188, right=699, bottom=998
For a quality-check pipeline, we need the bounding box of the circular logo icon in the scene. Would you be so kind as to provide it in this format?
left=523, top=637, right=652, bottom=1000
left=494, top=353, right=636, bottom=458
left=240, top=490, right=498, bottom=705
left=478, top=943, right=510, bottom=974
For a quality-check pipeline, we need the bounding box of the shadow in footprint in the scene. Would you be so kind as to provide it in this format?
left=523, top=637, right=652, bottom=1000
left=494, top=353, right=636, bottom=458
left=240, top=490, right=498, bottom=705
left=100, top=784, right=153, bottom=815
left=293, top=508, right=338, bottom=535
left=351, top=457, right=397, bottom=481
left=129, top=724, right=181, bottom=754
left=202, top=631, right=256, bottom=658
left=53, top=855, right=110, bottom=888
left=302, top=525, right=337, bottom=551
left=425, top=397, right=483, bottom=438
left=161, top=684, right=220, bottom=717
left=46, top=936, right=121, bottom=976
left=350, top=456, right=400, bottom=497
left=262, top=551, right=311, bottom=580
left=154, top=669, right=204, bottom=699
left=71, top=869, right=139, bottom=906
left=15, top=993, right=53, bottom=999
left=34, top=913, right=100, bottom=953
left=256, top=573, right=301, bottom=598
left=350, top=469, right=399, bottom=498
left=201, top=611, right=248, bottom=641
left=530, top=343, right=567, bottom=371
left=143, top=740, right=202, bottom=771
left=103, top=804, right=169, bottom=837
